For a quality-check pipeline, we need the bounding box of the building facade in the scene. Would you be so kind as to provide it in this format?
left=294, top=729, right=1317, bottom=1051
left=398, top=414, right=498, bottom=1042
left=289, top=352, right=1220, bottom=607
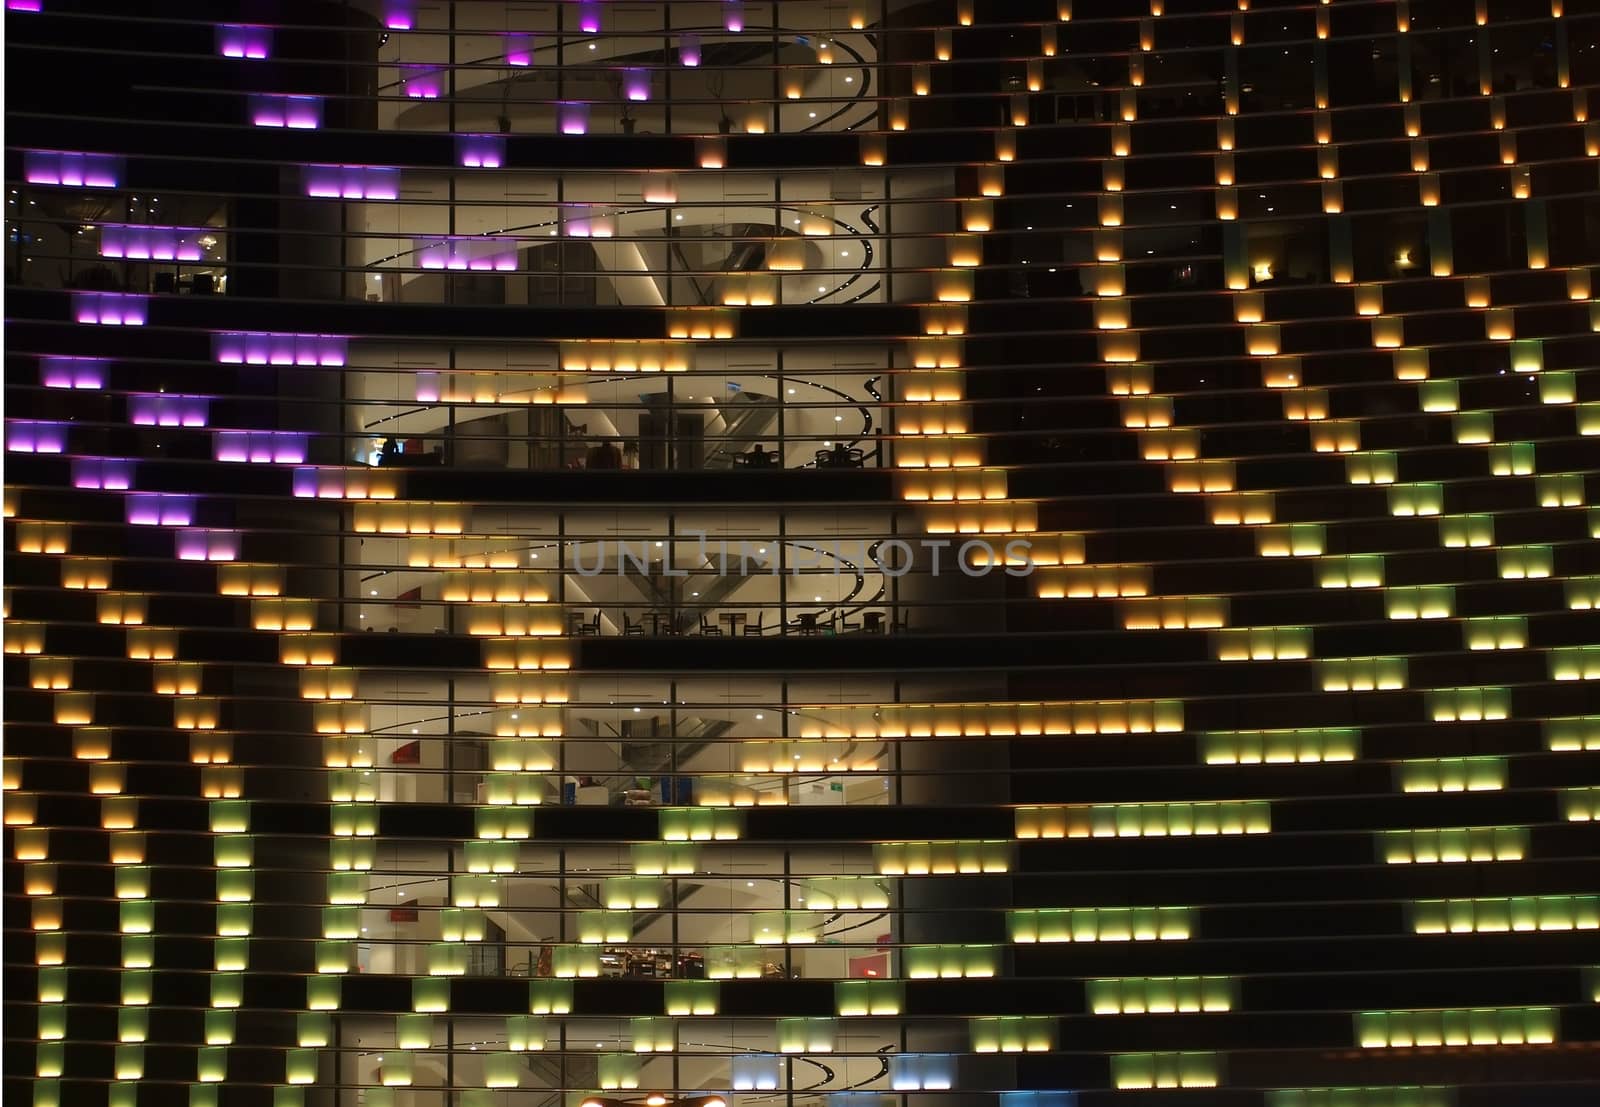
left=5, top=1, right=1599, bottom=1105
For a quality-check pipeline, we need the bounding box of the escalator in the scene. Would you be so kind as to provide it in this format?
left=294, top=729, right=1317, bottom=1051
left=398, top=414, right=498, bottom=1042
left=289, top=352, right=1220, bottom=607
left=521, top=1052, right=596, bottom=1107
left=565, top=717, right=735, bottom=804
left=702, top=391, right=780, bottom=469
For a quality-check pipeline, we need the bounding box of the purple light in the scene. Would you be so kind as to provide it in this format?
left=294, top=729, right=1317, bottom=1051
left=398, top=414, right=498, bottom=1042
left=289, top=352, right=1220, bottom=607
left=621, top=68, right=650, bottom=102
left=457, top=135, right=506, bottom=169
left=216, top=24, right=271, bottom=59
left=177, top=528, right=240, bottom=561
left=126, top=493, right=196, bottom=527
left=506, top=34, right=534, bottom=66
left=563, top=212, right=615, bottom=238
left=415, top=236, right=520, bottom=271
left=724, top=0, right=745, bottom=32
left=293, top=467, right=372, bottom=498
left=72, top=458, right=134, bottom=491
left=128, top=394, right=209, bottom=428
left=213, top=332, right=347, bottom=366
left=249, top=94, right=322, bottom=129
left=24, top=150, right=122, bottom=188
left=40, top=357, right=109, bottom=390
left=73, top=292, right=148, bottom=326
left=6, top=420, right=68, bottom=454
left=415, top=372, right=441, bottom=402
left=558, top=102, right=590, bottom=135
left=7, top=1, right=43, bottom=12
left=402, top=65, right=443, bottom=99
left=303, top=164, right=400, bottom=200
left=98, top=224, right=207, bottom=262
left=679, top=33, right=701, bottom=67
left=577, top=0, right=601, bottom=34
left=214, top=430, right=309, bottom=464
left=384, top=0, right=415, bottom=29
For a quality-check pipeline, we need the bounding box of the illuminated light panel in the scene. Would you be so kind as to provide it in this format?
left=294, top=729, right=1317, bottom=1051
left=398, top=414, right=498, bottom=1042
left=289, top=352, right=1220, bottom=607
left=383, top=0, right=416, bottom=29
left=505, top=34, right=534, bottom=66
left=1356, top=1006, right=1558, bottom=1046
left=970, top=1016, right=1057, bottom=1053
left=1568, top=577, right=1600, bottom=609
left=214, top=332, right=346, bottom=366
left=904, top=944, right=999, bottom=979
left=792, top=697, right=1181, bottom=737
left=1089, top=976, right=1236, bottom=1014
left=98, top=224, right=207, bottom=261
left=835, top=979, right=902, bottom=1016
left=125, top=494, right=196, bottom=527
left=216, top=24, right=271, bottom=58
left=1318, top=555, right=1384, bottom=589
left=1398, top=756, right=1507, bottom=793
left=1017, top=801, right=1269, bottom=838
left=71, top=458, right=134, bottom=490
left=458, top=134, right=506, bottom=168
left=23, top=150, right=121, bottom=187
left=414, top=236, right=520, bottom=271
left=1549, top=645, right=1600, bottom=681
left=303, top=164, right=400, bottom=199
left=6, top=421, right=68, bottom=454
left=214, top=431, right=309, bottom=464
left=1111, top=1051, right=1222, bottom=1089
left=1199, top=726, right=1360, bottom=764
left=128, top=393, right=208, bottom=427
left=873, top=840, right=1009, bottom=874
left=291, top=467, right=399, bottom=500
left=39, top=357, right=108, bottom=389
left=1009, top=905, right=1192, bottom=942
left=1036, top=564, right=1151, bottom=599
left=248, top=93, right=322, bottom=128
left=1256, top=524, right=1325, bottom=557
left=1213, top=626, right=1309, bottom=660
left=1562, top=787, right=1600, bottom=821
left=72, top=292, right=147, bottom=325
left=1426, top=686, right=1509, bottom=722
left=401, top=64, right=443, bottom=98
left=1380, top=826, right=1527, bottom=864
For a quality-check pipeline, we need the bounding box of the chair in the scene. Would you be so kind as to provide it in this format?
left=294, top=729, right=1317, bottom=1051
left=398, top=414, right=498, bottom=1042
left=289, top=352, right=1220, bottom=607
left=698, top=616, right=723, bottom=637
left=743, top=612, right=764, bottom=636
left=623, top=615, right=646, bottom=637
left=892, top=609, right=910, bottom=635
left=580, top=612, right=601, bottom=637
left=834, top=611, right=862, bottom=634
